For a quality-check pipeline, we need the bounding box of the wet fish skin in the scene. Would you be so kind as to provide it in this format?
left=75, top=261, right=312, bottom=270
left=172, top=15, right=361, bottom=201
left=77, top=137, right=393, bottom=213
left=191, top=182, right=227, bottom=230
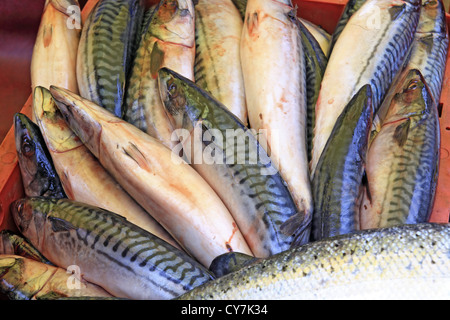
left=312, top=85, right=373, bottom=241
left=178, top=223, right=450, bottom=300
left=360, top=69, right=440, bottom=229
left=310, top=0, right=421, bottom=176
left=33, top=86, right=177, bottom=247
left=50, top=85, right=253, bottom=267
left=14, top=113, right=66, bottom=199
left=159, top=67, right=302, bottom=257
left=77, top=0, right=144, bottom=118
left=0, top=230, right=53, bottom=265
left=124, top=0, right=195, bottom=149
left=11, top=197, right=215, bottom=300
left=0, top=254, right=112, bottom=300
left=299, top=18, right=332, bottom=57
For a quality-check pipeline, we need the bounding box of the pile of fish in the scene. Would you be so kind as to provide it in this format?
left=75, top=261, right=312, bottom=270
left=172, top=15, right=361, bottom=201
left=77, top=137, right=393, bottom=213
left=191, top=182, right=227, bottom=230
left=1, top=0, right=449, bottom=300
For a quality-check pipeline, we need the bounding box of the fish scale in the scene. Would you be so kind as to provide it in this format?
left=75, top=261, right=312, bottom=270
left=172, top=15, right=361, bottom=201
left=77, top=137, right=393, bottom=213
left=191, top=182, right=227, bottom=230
left=12, top=197, right=214, bottom=300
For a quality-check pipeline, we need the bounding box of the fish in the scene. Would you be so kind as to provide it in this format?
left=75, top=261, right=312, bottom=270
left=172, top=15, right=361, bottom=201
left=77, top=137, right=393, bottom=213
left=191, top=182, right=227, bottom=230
left=158, top=67, right=303, bottom=257
left=240, top=0, right=312, bottom=244
left=299, top=18, right=332, bottom=57
left=14, top=113, right=66, bottom=199
left=49, top=85, right=253, bottom=267
left=359, top=69, right=440, bottom=229
left=327, top=0, right=367, bottom=56
left=231, top=0, right=247, bottom=19
left=11, top=197, right=214, bottom=300
left=177, top=223, right=450, bottom=300
left=124, top=0, right=196, bottom=149
left=30, top=0, right=81, bottom=122
left=208, top=251, right=259, bottom=278
left=312, top=85, right=373, bottom=241
left=77, top=0, right=144, bottom=118
left=0, top=255, right=113, bottom=300
left=310, top=0, right=421, bottom=176
left=0, top=230, right=53, bottom=265
left=194, top=0, right=248, bottom=125
left=32, top=86, right=177, bottom=248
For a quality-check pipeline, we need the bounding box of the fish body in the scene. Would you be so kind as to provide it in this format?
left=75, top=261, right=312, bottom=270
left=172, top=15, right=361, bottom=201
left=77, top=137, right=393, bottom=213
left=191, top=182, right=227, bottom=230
left=178, top=223, right=450, bottom=300
left=310, top=0, right=421, bottom=176
left=0, top=255, right=112, bottom=300
left=77, top=0, right=144, bottom=118
left=299, top=18, right=331, bottom=57
left=159, top=68, right=302, bottom=257
left=14, top=113, right=66, bottom=199
left=360, top=69, right=440, bottom=229
left=0, top=230, right=53, bottom=265
left=124, top=0, right=195, bottom=148
left=11, top=197, right=215, bottom=300
left=50, top=86, right=253, bottom=267
left=31, top=0, right=81, bottom=123
left=32, top=86, right=176, bottom=247
left=240, top=0, right=312, bottom=242
left=312, top=85, right=373, bottom=241
left=194, top=0, right=247, bottom=124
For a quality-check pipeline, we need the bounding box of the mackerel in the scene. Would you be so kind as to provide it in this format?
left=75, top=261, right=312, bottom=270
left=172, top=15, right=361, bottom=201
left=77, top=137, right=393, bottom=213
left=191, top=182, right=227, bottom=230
left=11, top=198, right=214, bottom=299
left=32, top=86, right=177, bottom=248
left=124, top=0, right=195, bottom=149
left=310, top=0, right=421, bottom=176
left=77, top=0, right=144, bottom=118
left=14, top=113, right=66, bottom=199
left=312, top=85, right=373, bottom=241
left=194, top=0, right=248, bottom=124
left=178, top=223, right=450, bottom=300
left=50, top=86, right=253, bottom=267
left=299, top=18, right=332, bottom=57
left=0, top=255, right=113, bottom=300
left=240, top=0, right=312, bottom=240
left=31, top=0, right=81, bottom=123
left=359, top=69, right=440, bottom=229
left=158, top=68, right=303, bottom=257
left=0, top=230, right=53, bottom=265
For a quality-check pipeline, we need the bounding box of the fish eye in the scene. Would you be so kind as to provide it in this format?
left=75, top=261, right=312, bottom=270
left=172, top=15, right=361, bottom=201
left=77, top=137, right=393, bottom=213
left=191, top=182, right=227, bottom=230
left=21, top=138, right=35, bottom=156
left=405, top=79, right=419, bottom=92
left=167, top=80, right=177, bottom=97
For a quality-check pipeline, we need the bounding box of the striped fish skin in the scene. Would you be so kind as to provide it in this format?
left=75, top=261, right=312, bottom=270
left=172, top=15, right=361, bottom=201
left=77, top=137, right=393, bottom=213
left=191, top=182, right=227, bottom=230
left=77, top=0, right=144, bottom=118
left=33, top=86, right=177, bottom=248
left=0, top=230, right=53, bottom=265
left=50, top=86, right=253, bottom=267
left=11, top=197, right=215, bottom=300
left=359, top=69, right=440, bottom=229
left=310, top=0, right=421, bottom=176
left=327, top=0, right=367, bottom=56
left=14, top=113, right=66, bottom=199
left=299, top=18, right=332, bottom=57
left=312, top=85, right=373, bottom=241
left=194, top=0, right=248, bottom=125
left=177, top=223, right=450, bottom=300
left=124, top=0, right=195, bottom=149
left=159, top=68, right=303, bottom=257
left=240, top=0, right=312, bottom=243
left=0, top=254, right=113, bottom=300
left=31, top=0, right=81, bottom=123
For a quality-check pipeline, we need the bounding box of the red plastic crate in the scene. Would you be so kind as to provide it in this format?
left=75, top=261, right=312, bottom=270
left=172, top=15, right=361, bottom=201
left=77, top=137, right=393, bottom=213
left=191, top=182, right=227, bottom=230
left=0, top=0, right=449, bottom=233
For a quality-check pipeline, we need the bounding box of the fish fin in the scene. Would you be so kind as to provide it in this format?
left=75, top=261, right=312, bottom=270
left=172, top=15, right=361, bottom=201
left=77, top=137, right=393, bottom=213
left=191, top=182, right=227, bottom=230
left=282, top=209, right=313, bottom=247
left=418, top=35, right=434, bottom=55
left=48, top=216, right=76, bottom=233
left=393, top=118, right=411, bottom=147
left=123, top=143, right=151, bottom=172
left=389, top=3, right=406, bottom=21
left=209, top=252, right=260, bottom=278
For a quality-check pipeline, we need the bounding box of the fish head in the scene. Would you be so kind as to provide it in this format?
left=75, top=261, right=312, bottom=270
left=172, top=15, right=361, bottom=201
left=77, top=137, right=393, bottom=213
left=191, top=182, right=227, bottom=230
left=418, top=0, right=448, bottom=34
left=151, top=0, right=195, bottom=46
left=387, top=69, right=434, bottom=120
left=11, top=198, right=54, bottom=251
left=0, top=255, right=18, bottom=278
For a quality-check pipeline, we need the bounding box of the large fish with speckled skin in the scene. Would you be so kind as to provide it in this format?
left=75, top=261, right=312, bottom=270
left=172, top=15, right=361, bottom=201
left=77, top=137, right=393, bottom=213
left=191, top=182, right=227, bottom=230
left=49, top=86, right=253, bottom=267
left=14, top=113, right=66, bottom=199
left=240, top=0, right=312, bottom=244
left=310, top=0, right=421, bottom=177
left=312, top=85, right=373, bottom=241
left=0, top=255, right=113, bottom=300
left=158, top=67, right=302, bottom=257
left=77, top=0, right=144, bottom=118
left=32, top=86, right=177, bottom=248
left=177, top=223, right=450, bottom=300
left=11, top=197, right=215, bottom=300
left=124, top=0, right=195, bottom=149
left=359, top=69, right=440, bottom=229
